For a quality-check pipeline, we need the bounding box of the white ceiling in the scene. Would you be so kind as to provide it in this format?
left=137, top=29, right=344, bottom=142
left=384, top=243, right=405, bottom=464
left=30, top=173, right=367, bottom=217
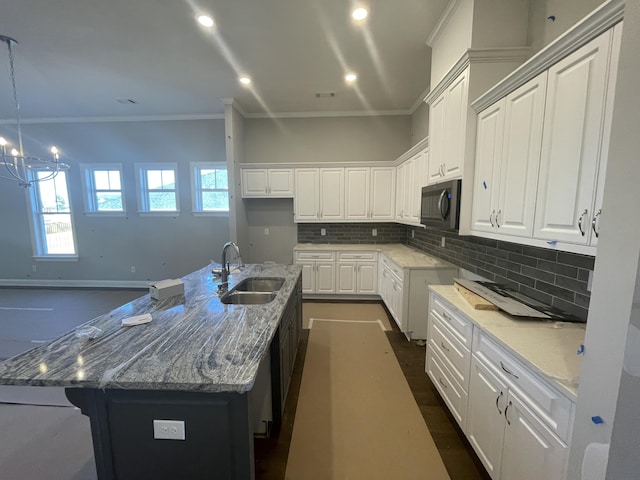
left=0, top=0, right=449, bottom=119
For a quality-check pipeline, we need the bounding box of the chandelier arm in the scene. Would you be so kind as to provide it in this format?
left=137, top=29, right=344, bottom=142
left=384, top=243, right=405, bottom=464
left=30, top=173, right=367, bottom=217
left=6, top=39, right=24, bottom=156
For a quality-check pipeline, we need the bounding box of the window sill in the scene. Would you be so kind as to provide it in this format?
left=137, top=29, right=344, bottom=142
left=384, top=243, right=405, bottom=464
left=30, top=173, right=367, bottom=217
left=192, top=211, right=229, bottom=217
left=138, top=211, right=181, bottom=217
left=84, top=211, right=128, bottom=217
left=34, top=255, right=79, bottom=262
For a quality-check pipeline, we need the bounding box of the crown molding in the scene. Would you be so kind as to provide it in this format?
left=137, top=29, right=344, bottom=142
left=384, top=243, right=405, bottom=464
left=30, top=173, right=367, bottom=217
left=409, top=86, right=431, bottom=114
left=0, top=114, right=225, bottom=125
left=243, top=109, right=411, bottom=119
left=472, top=0, right=624, bottom=112
left=426, top=0, right=464, bottom=47
left=221, top=98, right=247, bottom=117
left=424, top=47, right=530, bottom=105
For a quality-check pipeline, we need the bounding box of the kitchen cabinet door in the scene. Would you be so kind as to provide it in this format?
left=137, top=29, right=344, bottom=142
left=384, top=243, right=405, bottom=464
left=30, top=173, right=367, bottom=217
left=534, top=29, right=612, bottom=244
left=442, top=68, right=469, bottom=180
left=403, top=157, right=416, bottom=222
left=501, top=391, right=568, bottom=480
left=395, top=162, right=406, bottom=220
left=319, top=168, right=345, bottom=221
left=294, top=169, right=319, bottom=221
left=428, top=92, right=447, bottom=184
left=356, top=262, right=377, bottom=295
left=242, top=169, right=269, bottom=196
left=267, top=169, right=294, bottom=197
left=471, top=99, right=506, bottom=234
left=315, top=261, right=336, bottom=294
left=345, top=168, right=370, bottom=220
left=370, top=167, right=396, bottom=220
left=336, top=262, right=357, bottom=294
left=299, top=262, right=315, bottom=294
left=497, top=72, right=547, bottom=238
left=467, top=356, right=507, bottom=480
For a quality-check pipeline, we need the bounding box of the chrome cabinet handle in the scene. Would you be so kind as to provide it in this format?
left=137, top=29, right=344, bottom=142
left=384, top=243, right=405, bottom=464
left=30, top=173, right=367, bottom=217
left=592, top=209, right=602, bottom=238
left=496, top=209, right=502, bottom=228
left=578, top=209, right=588, bottom=236
left=490, top=210, right=495, bottom=227
left=437, top=190, right=447, bottom=220
left=495, top=391, right=504, bottom=414
left=500, top=361, right=519, bottom=379
left=505, top=400, right=512, bottom=425
left=441, top=311, right=451, bottom=322
left=440, top=342, right=450, bottom=353
left=438, top=378, right=448, bottom=389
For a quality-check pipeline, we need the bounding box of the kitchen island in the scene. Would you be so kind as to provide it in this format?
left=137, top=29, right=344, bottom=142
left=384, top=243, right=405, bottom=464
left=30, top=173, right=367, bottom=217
left=0, top=263, right=303, bottom=480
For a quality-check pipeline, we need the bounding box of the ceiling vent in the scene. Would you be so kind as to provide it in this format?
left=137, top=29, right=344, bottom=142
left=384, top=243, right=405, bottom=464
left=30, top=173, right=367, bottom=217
left=315, top=92, right=335, bottom=98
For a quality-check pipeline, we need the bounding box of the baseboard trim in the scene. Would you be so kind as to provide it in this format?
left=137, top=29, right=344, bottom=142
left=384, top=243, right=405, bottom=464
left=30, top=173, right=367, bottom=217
left=0, top=279, right=150, bottom=289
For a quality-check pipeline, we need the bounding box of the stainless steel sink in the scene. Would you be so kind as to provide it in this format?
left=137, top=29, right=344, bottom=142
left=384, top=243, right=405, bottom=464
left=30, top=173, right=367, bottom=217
left=220, top=291, right=277, bottom=305
left=232, top=277, right=285, bottom=292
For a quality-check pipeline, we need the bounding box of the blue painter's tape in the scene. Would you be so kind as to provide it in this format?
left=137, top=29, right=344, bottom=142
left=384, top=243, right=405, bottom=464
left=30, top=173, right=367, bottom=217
left=483, top=181, right=487, bottom=189
left=577, top=344, right=585, bottom=355
left=547, top=240, right=558, bottom=245
left=591, top=416, right=604, bottom=424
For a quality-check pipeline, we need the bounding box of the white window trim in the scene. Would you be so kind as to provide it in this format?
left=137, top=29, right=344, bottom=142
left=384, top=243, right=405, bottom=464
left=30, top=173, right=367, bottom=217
left=190, top=162, right=229, bottom=216
left=26, top=171, right=79, bottom=259
left=80, top=163, right=127, bottom=216
left=135, top=162, right=180, bottom=214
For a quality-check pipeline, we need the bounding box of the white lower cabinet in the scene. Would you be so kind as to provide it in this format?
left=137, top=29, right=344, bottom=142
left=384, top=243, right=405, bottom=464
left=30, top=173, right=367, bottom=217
left=427, top=291, right=574, bottom=480
left=295, top=251, right=336, bottom=294
left=335, top=251, right=377, bottom=295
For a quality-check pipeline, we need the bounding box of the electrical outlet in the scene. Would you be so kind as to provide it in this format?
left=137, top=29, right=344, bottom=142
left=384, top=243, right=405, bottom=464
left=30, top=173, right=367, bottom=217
left=130, top=266, right=136, bottom=273
left=372, top=228, right=377, bottom=237
left=441, top=237, right=446, bottom=248
left=264, top=227, right=270, bottom=236
left=153, top=420, right=185, bottom=440
left=321, top=228, right=326, bottom=236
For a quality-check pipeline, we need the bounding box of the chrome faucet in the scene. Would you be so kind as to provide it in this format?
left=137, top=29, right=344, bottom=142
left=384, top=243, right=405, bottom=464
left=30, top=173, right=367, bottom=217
left=219, top=242, right=242, bottom=291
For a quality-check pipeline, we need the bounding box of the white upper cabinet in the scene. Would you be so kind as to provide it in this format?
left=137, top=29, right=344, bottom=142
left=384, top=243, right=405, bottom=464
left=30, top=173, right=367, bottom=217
left=534, top=29, right=613, bottom=244
left=428, top=67, right=469, bottom=185
left=396, top=148, right=427, bottom=225
left=294, top=168, right=344, bottom=222
left=241, top=168, right=294, bottom=197
left=344, top=166, right=396, bottom=221
left=472, top=73, right=547, bottom=238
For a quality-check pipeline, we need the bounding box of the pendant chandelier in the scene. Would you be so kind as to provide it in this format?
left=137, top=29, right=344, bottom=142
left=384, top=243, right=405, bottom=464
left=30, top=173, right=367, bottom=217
left=0, top=35, right=69, bottom=188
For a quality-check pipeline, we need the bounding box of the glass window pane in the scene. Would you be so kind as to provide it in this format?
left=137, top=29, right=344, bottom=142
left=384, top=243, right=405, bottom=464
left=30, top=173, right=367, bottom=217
left=37, top=172, right=70, bottom=213
left=94, top=170, right=111, bottom=190
left=43, top=214, right=75, bottom=254
left=215, top=169, right=228, bottom=189
left=200, top=169, right=217, bottom=189
left=147, top=170, right=162, bottom=189
left=202, top=191, right=229, bottom=211
left=161, top=170, right=175, bottom=189
left=96, top=192, right=123, bottom=211
left=108, top=170, right=121, bottom=190
left=148, top=192, right=177, bottom=211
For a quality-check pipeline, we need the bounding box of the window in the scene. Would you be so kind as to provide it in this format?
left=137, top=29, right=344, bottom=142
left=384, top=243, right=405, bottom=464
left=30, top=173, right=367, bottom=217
left=191, top=163, right=229, bottom=214
left=136, top=163, right=179, bottom=213
left=29, top=171, right=77, bottom=256
left=81, top=164, right=125, bottom=214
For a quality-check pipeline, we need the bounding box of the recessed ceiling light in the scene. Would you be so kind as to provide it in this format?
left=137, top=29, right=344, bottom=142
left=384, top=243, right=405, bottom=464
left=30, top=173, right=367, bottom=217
left=352, top=7, right=368, bottom=21
left=239, top=76, right=252, bottom=85
left=345, top=73, right=357, bottom=83
left=197, top=15, right=214, bottom=27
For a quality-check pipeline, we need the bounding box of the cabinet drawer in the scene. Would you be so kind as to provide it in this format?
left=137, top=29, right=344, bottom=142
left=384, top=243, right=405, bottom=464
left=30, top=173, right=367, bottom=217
left=380, top=254, right=403, bottom=279
left=473, top=330, right=573, bottom=441
left=429, top=315, right=471, bottom=390
left=295, top=251, right=335, bottom=261
left=338, top=251, right=377, bottom=261
left=430, top=293, right=473, bottom=349
left=427, top=346, right=467, bottom=430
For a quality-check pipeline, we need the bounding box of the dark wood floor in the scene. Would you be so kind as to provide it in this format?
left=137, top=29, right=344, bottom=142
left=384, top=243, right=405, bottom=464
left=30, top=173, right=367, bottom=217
left=254, top=301, right=490, bottom=480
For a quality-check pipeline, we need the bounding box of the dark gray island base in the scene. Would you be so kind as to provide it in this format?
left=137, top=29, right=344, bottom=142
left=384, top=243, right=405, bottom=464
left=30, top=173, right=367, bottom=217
left=0, top=264, right=303, bottom=480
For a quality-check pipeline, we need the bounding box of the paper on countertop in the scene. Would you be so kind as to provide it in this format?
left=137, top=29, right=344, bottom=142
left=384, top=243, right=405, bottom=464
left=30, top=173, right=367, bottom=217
left=121, top=314, right=153, bottom=327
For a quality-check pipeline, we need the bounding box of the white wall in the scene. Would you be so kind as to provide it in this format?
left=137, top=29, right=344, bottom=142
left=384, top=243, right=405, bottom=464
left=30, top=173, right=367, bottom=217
left=410, top=102, right=430, bottom=147
left=568, top=4, right=640, bottom=478
left=243, top=115, right=411, bottom=165
left=0, top=119, right=229, bottom=283
left=527, top=0, right=608, bottom=57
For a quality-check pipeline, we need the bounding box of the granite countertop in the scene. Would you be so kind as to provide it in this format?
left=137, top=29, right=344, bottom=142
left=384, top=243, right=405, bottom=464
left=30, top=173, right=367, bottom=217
left=294, top=243, right=456, bottom=270
left=430, top=285, right=585, bottom=400
left=0, top=264, right=302, bottom=394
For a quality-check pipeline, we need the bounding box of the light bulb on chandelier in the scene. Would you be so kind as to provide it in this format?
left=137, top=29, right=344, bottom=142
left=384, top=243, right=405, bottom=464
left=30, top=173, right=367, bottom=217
left=0, top=35, right=69, bottom=188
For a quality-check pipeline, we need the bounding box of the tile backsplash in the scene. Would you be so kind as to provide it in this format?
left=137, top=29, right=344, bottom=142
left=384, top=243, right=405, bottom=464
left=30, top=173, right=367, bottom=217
left=296, top=222, right=594, bottom=321
left=297, top=223, right=406, bottom=244
left=406, top=227, right=594, bottom=321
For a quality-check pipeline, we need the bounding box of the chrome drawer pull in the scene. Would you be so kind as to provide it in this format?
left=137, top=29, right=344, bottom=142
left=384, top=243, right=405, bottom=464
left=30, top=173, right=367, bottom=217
left=441, top=311, right=451, bottom=321
left=495, top=391, right=504, bottom=414
left=592, top=209, right=601, bottom=238
left=440, top=342, right=450, bottom=353
left=500, top=361, right=519, bottom=379
left=438, top=378, right=448, bottom=389
left=489, top=210, right=495, bottom=227
left=578, top=209, right=588, bottom=236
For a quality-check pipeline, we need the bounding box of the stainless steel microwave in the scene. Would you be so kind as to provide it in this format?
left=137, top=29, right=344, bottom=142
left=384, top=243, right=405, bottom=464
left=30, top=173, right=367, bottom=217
left=420, top=180, right=462, bottom=230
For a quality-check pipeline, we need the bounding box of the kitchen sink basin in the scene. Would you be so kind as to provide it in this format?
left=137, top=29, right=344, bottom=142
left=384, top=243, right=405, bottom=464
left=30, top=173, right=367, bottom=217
left=220, top=291, right=277, bottom=305
left=232, top=277, right=285, bottom=292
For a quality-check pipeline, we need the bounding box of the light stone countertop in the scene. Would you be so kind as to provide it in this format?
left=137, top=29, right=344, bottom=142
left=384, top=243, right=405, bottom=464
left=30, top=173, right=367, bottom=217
left=430, top=285, right=585, bottom=400
left=0, top=263, right=302, bottom=394
left=294, top=243, right=456, bottom=270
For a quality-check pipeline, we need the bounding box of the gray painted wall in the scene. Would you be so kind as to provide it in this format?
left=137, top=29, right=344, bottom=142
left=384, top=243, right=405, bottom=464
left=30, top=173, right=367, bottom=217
left=410, top=102, right=430, bottom=147
left=243, top=116, right=411, bottom=164
left=0, top=119, right=229, bottom=283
